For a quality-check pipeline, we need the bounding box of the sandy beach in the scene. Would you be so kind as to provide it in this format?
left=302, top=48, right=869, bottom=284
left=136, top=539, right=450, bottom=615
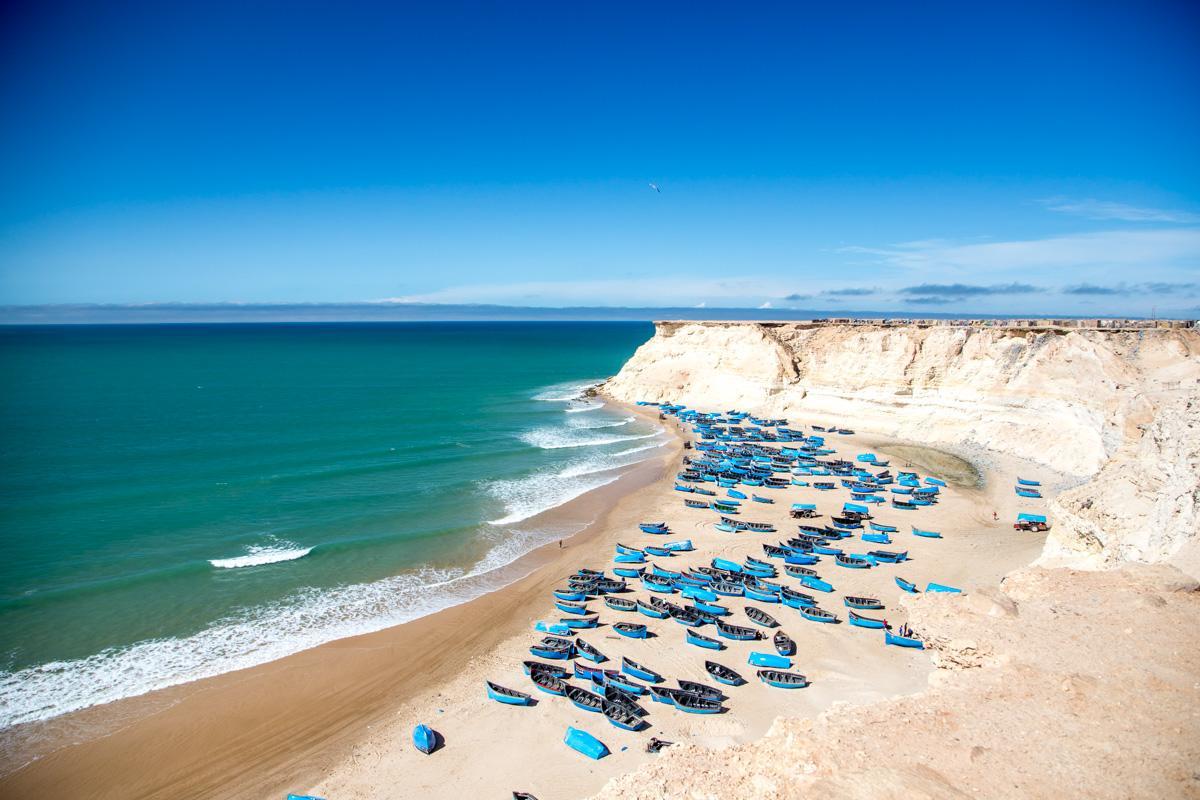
left=0, top=397, right=1056, bottom=800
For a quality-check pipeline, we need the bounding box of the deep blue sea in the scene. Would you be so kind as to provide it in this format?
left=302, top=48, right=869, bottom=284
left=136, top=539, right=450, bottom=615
left=0, top=322, right=658, bottom=727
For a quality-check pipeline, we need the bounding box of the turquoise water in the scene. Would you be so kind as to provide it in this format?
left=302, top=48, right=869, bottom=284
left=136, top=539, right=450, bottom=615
left=0, top=322, right=657, bottom=726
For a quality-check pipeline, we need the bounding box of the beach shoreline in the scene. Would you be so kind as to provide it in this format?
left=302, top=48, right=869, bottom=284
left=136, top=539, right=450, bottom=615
left=0, top=400, right=680, bottom=799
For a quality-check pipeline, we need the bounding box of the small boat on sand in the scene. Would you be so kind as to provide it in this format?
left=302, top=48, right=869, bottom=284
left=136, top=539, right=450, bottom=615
left=757, top=669, right=808, bottom=689
left=614, top=622, right=648, bottom=638
left=529, top=669, right=567, bottom=696
left=677, top=679, right=725, bottom=702
left=622, top=656, right=663, bottom=683
left=744, top=606, right=780, bottom=628
left=487, top=680, right=534, bottom=706
left=773, top=630, right=795, bottom=656
left=686, top=628, right=724, bottom=650
left=604, top=596, right=636, bottom=612
left=844, top=595, right=883, bottom=610
left=704, top=660, right=746, bottom=686
left=564, top=726, right=609, bottom=759
left=895, top=576, right=919, bottom=593
left=748, top=651, right=791, bottom=668
left=413, top=723, right=437, bottom=754
left=574, top=638, right=606, bottom=663
left=799, top=606, right=837, bottom=624
left=565, top=685, right=605, bottom=713
left=716, top=620, right=761, bottom=641
left=847, top=610, right=887, bottom=629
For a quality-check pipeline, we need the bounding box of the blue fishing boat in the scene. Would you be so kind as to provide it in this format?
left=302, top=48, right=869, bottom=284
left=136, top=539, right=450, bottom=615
left=523, top=660, right=569, bottom=678
left=800, top=606, right=837, bottom=624
left=799, top=574, right=834, bottom=593
left=615, top=543, right=643, bottom=555
left=869, top=522, right=898, bottom=532
left=566, top=685, right=605, bottom=713
left=613, top=553, right=646, bottom=564
left=925, top=477, right=947, bottom=487
left=529, top=638, right=574, bottom=660
left=564, top=726, right=609, bottom=759
left=705, top=660, right=746, bottom=686
left=644, top=545, right=673, bottom=557
left=835, top=554, right=872, bottom=569
left=926, top=582, right=962, bottom=593
left=693, top=597, right=730, bottom=615
left=780, top=586, right=816, bottom=609
left=603, top=701, right=645, bottom=731
left=784, top=552, right=820, bottom=565
left=603, top=672, right=649, bottom=695
left=534, top=621, right=572, bottom=636
left=1015, top=487, right=1042, bottom=498
left=895, top=576, right=919, bottom=593
left=636, top=599, right=669, bottom=619
left=1016, top=477, right=1041, bottom=487
left=555, top=600, right=590, bottom=615
left=639, top=523, right=670, bottom=534
left=604, top=596, right=636, bottom=612
left=614, top=621, right=648, bottom=638
left=744, top=586, right=780, bottom=603
left=529, top=669, right=567, bottom=696
left=862, top=532, right=892, bottom=544
left=486, top=680, right=534, bottom=706
left=612, top=566, right=643, bottom=578
left=757, top=669, right=808, bottom=689
left=686, top=629, right=724, bottom=650
left=748, top=651, right=791, bottom=668
left=812, top=544, right=842, bottom=556
left=912, top=527, right=942, bottom=539
left=752, top=494, right=774, bottom=504
left=621, top=656, right=663, bottom=683
left=664, top=539, right=694, bottom=552
left=727, top=489, right=747, bottom=499
left=844, top=595, right=883, bottom=610
left=413, top=723, right=437, bottom=754
left=711, top=558, right=743, bottom=573
left=574, top=638, right=607, bottom=663
left=673, top=692, right=723, bottom=714
left=885, top=630, right=925, bottom=649
left=553, top=589, right=587, bottom=601
left=716, top=619, right=760, bottom=640
left=681, top=586, right=718, bottom=603
left=847, top=611, right=887, bottom=629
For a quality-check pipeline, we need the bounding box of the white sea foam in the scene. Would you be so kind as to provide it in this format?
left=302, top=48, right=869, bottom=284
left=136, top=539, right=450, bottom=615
left=563, top=400, right=603, bottom=413
left=209, top=542, right=313, bottom=569
left=519, top=429, right=658, bottom=450
left=485, top=438, right=667, bottom=525
left=531, top=379, right=603, bottom=403
left=566, top=415, right=634, bottom=430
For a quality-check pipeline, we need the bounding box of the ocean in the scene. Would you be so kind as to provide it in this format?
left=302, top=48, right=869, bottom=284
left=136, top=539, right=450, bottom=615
left=0, top=322, right=658, bottom=728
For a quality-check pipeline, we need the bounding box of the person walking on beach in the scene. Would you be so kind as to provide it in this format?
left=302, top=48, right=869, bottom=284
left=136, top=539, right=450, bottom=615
left=992, top=511, right=998, bottom=521
left=558, top=539, right=563, bottom=549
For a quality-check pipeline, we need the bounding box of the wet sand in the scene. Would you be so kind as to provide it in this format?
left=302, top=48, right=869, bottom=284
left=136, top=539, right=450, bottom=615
left=0, top=405, right=1057, bottom=800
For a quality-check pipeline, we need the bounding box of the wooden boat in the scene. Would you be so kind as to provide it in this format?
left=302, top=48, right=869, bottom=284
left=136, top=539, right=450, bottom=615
left=522, top=660, right=569, bottom=678
left=752, top=494, right=774, bottom=503
left=757, top=669, right=809, bottom=689
left=673, top=693, right=723, bottom=714
left=668, top=606, right=705, bottom=627
left=811, top=544, right=842, bottom=556
left=711, top=558, right=743, bottom=573
left=847, top=610, right=887, bottom=629
left=798, top=574, right=834, bottom=593
left=844, top=595, right=883, bottom=610
left=529, top=669, right=567, bottom=696
left=413, top=723, right=437, bottom=754
left=835, top=554, right=872, bottom=569
left=621, top=656, right=663, bottom=683
left=574, top=661, right=604, bottom=682
left=615, top=543, right=643, bottom=555
left=716, top=620, right=761, bottom=641
left=636, top=598, right=670, bottom=618
left=603, top=700, right=645, bottom=731
left=603, top=684, right=648, bottom=715
left=684, top=498, right=709, bottom=508
left=1015, top=487, right=1042, bottom=498
left=885, top=630, right=925, bottom=649
left=563, top=726, right=609, bottom=759
left=773, top=630, right=795, bottom=656
left=565, top=684, right=605, bottom=713
left=604, top=596, right=636, bottom=612
left=744, top=606, right=780, bottom=628
left=727, top=489, right=747, bottom=499
left=744, top=586, right=781, bottom=603
left=487, top=680, right=534, bottom=706
left=614, top=622, right=648, bottom=639
left=1017, top=477, right=1041, bottom=487
left=574, top=638, right=607, bottom=663
left=693, top=598, right=730, bottom=616
left=784, top=564, right=818, bottom=578
left=664, top=539, right=694, bottom=552
left=559, top=614, right=598, bottom=629
left=784, top=552, right=820, bottom=565
left=685, top=628, right=724, bottom=650
left=780, top=586, right=816, bottom=609
left=612, top=566, right=644, bottom=578
left=553, top=589, right=587, bottom=601
left=555, top=600, right=590, bottom=615
left=748, top=650, right=791, bottom=668
left=529, top=637, right=574, bottom=660
left=895, top=576, right=919, bottom=593
left=799, top=606, right=837, bottom=624
left=926, top=582, right=962, bottom=593
left=677, top=679, right=725, bottom=702
left=711, top=581, right=745, bottom=596
left=644, top=545, right=673, bottom=557
left=639, top=523, right=670, bottom=534
left=912, top=527, right=942, bottom=539
left=613, top=553, right=646, bottom=564
left=867, top=549, right=907, bottom=563
left=704, top=660, right=746, bottom=686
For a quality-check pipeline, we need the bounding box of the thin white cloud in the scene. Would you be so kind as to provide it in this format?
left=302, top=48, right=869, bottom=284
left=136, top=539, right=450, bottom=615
left=1040, top=197, right=1200, bottom=224
left=840, top=228, right=1200, bottom=273
left=382, top=277, right=781, bottom=308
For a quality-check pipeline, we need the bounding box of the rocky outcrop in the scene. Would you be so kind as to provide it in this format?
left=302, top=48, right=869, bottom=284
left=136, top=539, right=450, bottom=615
left=604, top=322, right=1200, bottom=571
left=591, top=566, right=1200, bottom=800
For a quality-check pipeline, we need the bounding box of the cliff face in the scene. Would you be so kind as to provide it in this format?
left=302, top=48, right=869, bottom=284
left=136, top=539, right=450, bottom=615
left=604, top=322, right=1200, bottom=571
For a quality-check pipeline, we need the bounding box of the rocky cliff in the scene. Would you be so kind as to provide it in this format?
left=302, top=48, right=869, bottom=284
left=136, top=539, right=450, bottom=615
left=603, top=321, right=1200, bottom=571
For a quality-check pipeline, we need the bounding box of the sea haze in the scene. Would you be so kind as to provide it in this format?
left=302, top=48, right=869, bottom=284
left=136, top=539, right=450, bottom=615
left=0, top=321, right=661, bottom=727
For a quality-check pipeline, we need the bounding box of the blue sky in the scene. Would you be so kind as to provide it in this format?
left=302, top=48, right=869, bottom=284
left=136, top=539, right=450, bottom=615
left=1, top=1, right=1198, bottom=316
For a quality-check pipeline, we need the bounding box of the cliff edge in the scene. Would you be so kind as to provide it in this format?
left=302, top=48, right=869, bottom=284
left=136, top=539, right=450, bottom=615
left=603, top=322, right=1200, bottom=572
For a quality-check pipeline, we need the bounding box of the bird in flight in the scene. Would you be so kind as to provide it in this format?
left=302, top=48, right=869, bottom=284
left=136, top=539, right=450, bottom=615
left=648, top=182, right=660, bottom=193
